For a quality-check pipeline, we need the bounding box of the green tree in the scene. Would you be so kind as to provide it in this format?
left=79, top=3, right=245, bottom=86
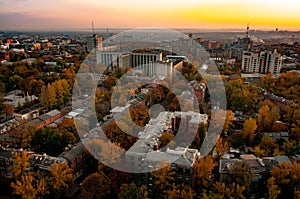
left=30, top=127, right=63, bottom=156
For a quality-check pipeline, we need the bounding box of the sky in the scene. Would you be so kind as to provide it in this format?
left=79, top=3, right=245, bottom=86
left=0, top=0, right=299, bottom=31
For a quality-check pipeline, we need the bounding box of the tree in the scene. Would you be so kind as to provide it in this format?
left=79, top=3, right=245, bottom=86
left=230, top=161, right=252, bottom=188
left=243, top=117, right=257, bottom=143
left=151, top=160, right=175, bottom=199
left=57, top=118, right=78, bottom=141
left=9, top=150, right=31, bottom=180
left=10, top=150, right=48, bottom=199
left=258, top=104, right=279, bottom=132
left=282, top=140, right=300, bottom=156
left=257, top=135, right=279, bottom=157
left=8, top=120, right=36, bottom=149
left=166, top=184, right=195, bottom=199
left=193, top=156, right=216, bottom=194
left=214, top=137, right=229, bottom=160
left=159, top=132, right=175, bottom=149
left=29, top=79, right=45, bottom=97
left=191, top=122, right=206, bottom=149
left=224, top=110, right=234, bottom=134
left=270, top=162, right=294, bottom=198
left=267, top=177, right=281, bottom=199
left=2, top=103, right=14, bottom=120
left=201, top=182, right=246, bottom=199
left=80, top=172, right=111, bottom=199
left=30, top=127, right=64, bottom=156
left=118, top=183, right=148, bottom=199
left=47, top=163, right=73, bottom=198
left=11, top=175, right=48, bottom=199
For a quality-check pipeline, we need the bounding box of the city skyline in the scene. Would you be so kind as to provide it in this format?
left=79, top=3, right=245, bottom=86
left=0, top=0, right=300, bottom=31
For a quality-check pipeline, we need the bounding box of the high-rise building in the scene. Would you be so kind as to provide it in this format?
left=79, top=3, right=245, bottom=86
left=241, top=50, right=282, bottom=74
left=259, top=50, right=282, bottom=74
left=86, top=34, right=102, bottom=52
left=242, top=51, right=260, bottom=73
left=130, top=52, right=162, bottom=68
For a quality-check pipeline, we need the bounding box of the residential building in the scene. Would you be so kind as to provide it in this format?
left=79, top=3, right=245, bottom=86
left=31, top=109, right=62, bottom=128
left=86, top=34, right=102, bottom=52
left=241, top=50, right=282, bottom=74
left=242, top=51, right=260, bottom=73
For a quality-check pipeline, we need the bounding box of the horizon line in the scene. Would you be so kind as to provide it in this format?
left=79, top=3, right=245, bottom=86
left=1, top=27, right=300, bottom=33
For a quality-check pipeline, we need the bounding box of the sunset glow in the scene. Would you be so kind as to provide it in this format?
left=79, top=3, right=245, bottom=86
left=0, top=0, right=299, bottom=30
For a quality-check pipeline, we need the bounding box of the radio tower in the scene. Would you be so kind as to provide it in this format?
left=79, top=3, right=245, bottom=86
left=246, top=23, right=249, bottom=38
left=92, top=21, right=95, bottom=36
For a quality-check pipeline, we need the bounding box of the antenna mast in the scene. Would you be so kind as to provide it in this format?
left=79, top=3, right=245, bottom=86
left=92, top=21, right=95, bottom=35
left=246, top=23, right=249, bottom=38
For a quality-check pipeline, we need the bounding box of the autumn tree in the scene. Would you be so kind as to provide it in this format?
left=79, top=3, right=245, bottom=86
left=118, top=183, right=148, bottom=199
left=224, top=110, right=234, bottom=134
left=267, top=177, right=281, bottom=199
left=270, top=162, right=294, bottom=198
left=191, top=122, right=206, bottom=149
left=230, top=161, right=252, bottom=188
left=282, top=140, right=300, bottom=156
left=166, top=184, right=195, bottom=199
left=214, top=137, right=229, bottom=161
left=9, top=120, right=36, bottom=148
left=11, top=175, right=48, bottom=199
left=226, top=78, right=257, bottom=113
left=258, top=104, right=279, bottom=132
left=102, top=121, right=137, bottom=150
left=243, top=117, right=257, bottom=144
left=151, top=160, right=175, bottom=199
left=159, top=131, right=175, bottom=149
left=284, top=104, right=300, bottom=141
left=57, top=118, right=78, bottom=142
left=40, top=84, right=57, bottom=110
left=9, top=150, right=31, bottom=180
left=10, top=150, right=48, bottom=199
left=80, top=172, right=111, bottom=199
left=201, top=182, right=246, bottom=199
left=193, top=156, right=216, bottom=194
left=253, top=135, right=279, bottom=157
left=47, top=163, right=74, bottom=198
left=40, top=79, right=70, bottom=110
left=2, top=103, right=14, bottom=120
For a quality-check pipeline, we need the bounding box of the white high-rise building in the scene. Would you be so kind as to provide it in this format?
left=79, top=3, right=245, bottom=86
left=242, top=51, right=260, bottom=73
left=259, top=50, right=282, bottom=74
left=241, top=50, right=282, bottom=74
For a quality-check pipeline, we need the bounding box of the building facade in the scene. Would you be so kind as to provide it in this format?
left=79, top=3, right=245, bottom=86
left=242, top=50, right=282, bottom=74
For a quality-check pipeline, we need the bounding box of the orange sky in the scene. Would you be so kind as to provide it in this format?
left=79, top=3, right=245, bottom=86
left=0, top=0, right=299, bottom=30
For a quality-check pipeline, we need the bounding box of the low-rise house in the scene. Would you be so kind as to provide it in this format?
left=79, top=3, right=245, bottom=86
left=264, top=132, right=289, bottom=141
left=31, top=109, right=62, bottom=128
left=13, top=107, right=41, bottom=121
